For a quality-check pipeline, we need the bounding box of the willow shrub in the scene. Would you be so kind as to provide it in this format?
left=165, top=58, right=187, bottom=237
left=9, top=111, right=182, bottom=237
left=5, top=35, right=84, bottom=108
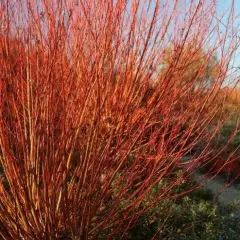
left=0, top=0, right=240, bottom=239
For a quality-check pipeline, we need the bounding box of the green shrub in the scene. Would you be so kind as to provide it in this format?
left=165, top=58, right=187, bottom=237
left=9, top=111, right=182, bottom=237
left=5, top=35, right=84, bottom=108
left=125, top=183, right=240, bottom=240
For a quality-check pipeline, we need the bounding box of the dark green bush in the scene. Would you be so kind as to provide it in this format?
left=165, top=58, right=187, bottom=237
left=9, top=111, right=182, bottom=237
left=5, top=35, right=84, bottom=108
left=125, top=182, right=240, bottom=240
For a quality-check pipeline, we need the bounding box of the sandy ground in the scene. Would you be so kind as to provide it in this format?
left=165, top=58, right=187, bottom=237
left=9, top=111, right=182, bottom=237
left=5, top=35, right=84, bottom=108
left=190, top=171, right=240, bottom=222
left=193, top=171, right=240, bottom=204
left=181, top=156, right=240, bottom=204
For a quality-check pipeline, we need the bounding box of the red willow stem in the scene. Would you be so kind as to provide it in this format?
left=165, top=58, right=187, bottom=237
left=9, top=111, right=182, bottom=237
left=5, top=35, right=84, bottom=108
left=0, top=0, right=240, bottom=239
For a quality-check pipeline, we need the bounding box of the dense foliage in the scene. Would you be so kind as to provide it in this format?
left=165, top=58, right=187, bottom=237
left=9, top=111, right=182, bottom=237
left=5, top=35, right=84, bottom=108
left=126, top=183, right=240, bottom=240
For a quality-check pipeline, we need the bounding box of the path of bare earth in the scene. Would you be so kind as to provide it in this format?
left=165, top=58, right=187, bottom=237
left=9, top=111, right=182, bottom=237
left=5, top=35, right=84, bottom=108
left=181, top=156, right=240, bottom=219
left=181, top=156, right=240, bottom=204
left=191, top=170, right=240, bottom=220
left=193, top=171, right=240, bottom=203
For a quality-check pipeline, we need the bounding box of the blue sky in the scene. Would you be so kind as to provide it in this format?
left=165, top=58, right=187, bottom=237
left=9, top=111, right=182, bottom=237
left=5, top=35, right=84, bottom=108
left=145, top=0, right=240, bottom=84
left=217, top=0, right=240, bottom=84
left=219, top=0, right=240, bottom=12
